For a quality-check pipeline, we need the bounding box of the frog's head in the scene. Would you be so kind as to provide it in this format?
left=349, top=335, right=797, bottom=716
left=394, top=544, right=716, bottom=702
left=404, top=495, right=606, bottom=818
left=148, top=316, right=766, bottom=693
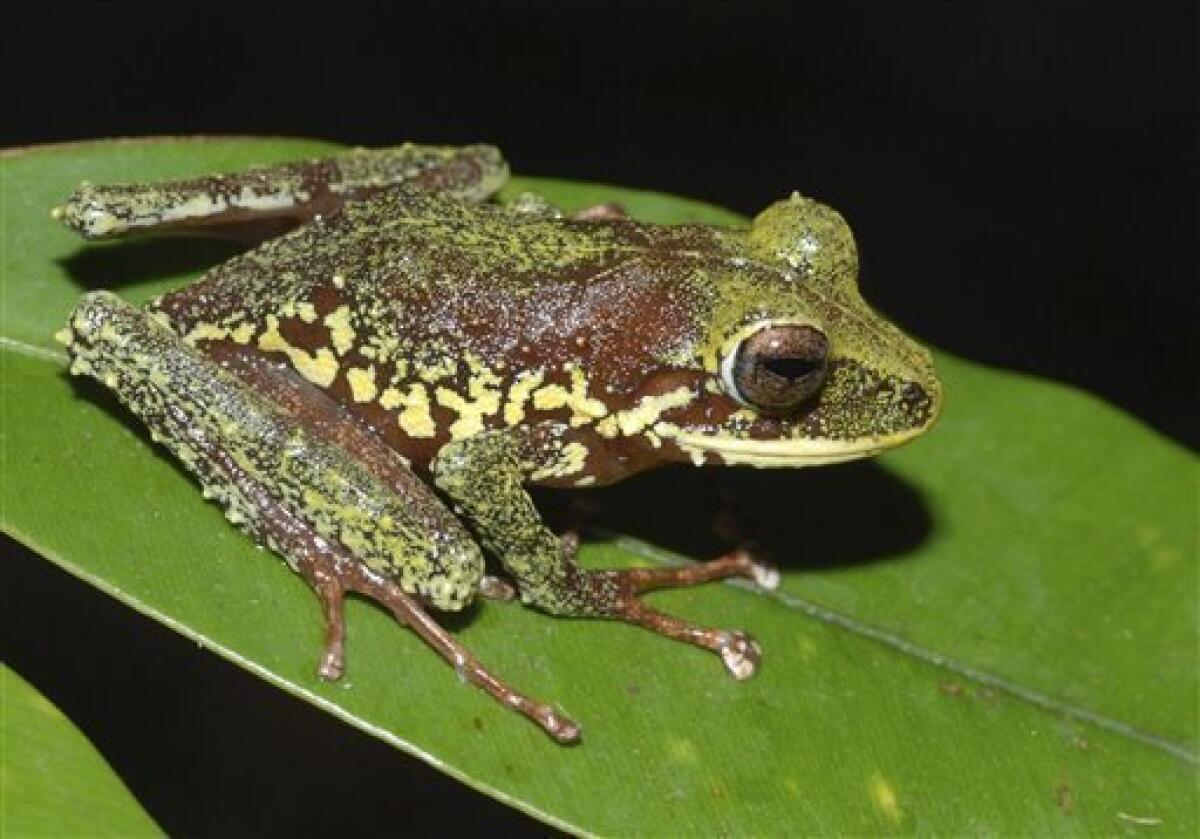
left=658, top=193, right=942, bottom=467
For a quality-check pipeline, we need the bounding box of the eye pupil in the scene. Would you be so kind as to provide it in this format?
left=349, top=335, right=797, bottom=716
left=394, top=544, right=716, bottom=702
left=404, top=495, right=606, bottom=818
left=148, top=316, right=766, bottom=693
left=762, top=356, right=821, bottom=380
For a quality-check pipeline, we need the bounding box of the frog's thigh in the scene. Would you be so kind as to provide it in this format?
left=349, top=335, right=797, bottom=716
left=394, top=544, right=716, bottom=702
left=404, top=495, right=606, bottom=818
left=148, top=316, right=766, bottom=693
left=432, top=426, right=770, bottom=679
left=208, top=345, right=513, bottom=598
left=55, top=144, right=506, bottom=241
left=66, top=291, right=485, bottom=603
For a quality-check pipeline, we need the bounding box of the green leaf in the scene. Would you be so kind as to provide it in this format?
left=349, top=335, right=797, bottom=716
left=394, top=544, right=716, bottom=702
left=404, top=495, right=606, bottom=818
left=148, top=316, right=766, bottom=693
left=0, top=664, right=160, bottom=836
left=2, top=138, right=1195, bottom=834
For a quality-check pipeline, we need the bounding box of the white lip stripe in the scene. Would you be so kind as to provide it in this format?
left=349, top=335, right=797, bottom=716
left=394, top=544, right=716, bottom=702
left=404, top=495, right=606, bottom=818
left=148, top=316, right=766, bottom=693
left=664, top=424, right=927, bottom=468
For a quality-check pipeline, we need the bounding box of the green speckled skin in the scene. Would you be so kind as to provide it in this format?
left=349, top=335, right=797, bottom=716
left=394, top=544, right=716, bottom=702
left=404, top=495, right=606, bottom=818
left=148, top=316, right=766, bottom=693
left=66, top=293, right=484, bottom=611
left=56, top=144, right=942, bottom=737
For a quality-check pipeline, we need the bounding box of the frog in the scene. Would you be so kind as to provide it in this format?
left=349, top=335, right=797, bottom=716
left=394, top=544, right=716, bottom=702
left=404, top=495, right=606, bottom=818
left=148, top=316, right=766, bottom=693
left=53, top=143, right=941, bottom=743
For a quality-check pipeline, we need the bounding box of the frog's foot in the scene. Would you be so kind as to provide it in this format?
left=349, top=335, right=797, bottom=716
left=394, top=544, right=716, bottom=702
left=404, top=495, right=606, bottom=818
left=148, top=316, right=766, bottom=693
left=291, top=536, right=576, bottom=741
left=478, top=575, right=517, bottom=602
left=338, top=562, right=581, bottom=744
left=502, top=195, right=627, bottom=222
left=612, top=595, right=763, bottom=680
left=294, top=553, right=349, bottom=681
left=581, top=548, right=777, bottom=679
left=571, top=202, right=628, bottom=221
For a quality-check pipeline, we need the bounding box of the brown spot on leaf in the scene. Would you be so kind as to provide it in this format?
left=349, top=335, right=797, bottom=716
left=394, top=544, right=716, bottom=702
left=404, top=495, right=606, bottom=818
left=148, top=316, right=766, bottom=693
left=1054, top=780, right=1075, bottom=816
left=938, top=681, right=965, bottom=697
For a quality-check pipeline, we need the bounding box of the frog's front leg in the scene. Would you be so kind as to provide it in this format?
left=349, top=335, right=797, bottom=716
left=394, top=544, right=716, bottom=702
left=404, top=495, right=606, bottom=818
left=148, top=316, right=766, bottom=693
left=432, top=426, right=775, bottom=679
left=62, top=292, right=579, bottom=743
left=54, top=143, right=507, bottom=241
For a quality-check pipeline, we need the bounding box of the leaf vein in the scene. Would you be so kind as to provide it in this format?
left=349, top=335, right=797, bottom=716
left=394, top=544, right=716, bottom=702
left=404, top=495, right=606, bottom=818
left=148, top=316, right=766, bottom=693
left=0, top=335, right=66, bottom=364
left=608, top=532, right=1200, bottom=766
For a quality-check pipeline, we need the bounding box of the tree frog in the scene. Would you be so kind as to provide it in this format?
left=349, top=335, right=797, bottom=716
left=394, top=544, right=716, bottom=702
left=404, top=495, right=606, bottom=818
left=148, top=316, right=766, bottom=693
left=54, top=144, right=941, bottom=742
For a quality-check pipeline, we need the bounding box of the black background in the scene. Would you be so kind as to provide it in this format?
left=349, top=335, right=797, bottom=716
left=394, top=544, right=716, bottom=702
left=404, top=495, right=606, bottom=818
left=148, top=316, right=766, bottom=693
left=3, top=1, right=1195, bottom=835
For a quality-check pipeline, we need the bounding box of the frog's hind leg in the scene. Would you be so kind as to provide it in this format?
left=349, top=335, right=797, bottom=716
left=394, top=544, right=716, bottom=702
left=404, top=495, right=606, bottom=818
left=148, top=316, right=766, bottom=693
left=292, top=549, right=350, bottom=680
left=433, top=429, right=778, bottom=680
left=248, top=493, right=581, bottom=742
left=198, top=342, right=577, bottom=741
left=62, top=293, right=578, bottom=743
left=292, top=530, right=580, bottom=743
left=343, top=563, right=580, bottom=743
left=55, top=144, right=507, bottom=241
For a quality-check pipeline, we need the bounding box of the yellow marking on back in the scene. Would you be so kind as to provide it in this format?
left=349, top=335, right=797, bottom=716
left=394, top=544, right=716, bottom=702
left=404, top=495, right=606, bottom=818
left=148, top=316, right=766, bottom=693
left=530, top=441, right=589, bottom=481
left=530, top=364, right=609, bottom=427
left=429, top=356, right=506, bottom=439
left=437, top=385, right=502, bottom=440
left=595, top=415, right=619, bottom=438
left=346, top=365, right=378, bottom=403
left=297, top=302, right=318, bottom=323
left=258, top=314, right=338, bottom=388
left=279, top=300, right=318, bottom=323
left=229, top=322, right=256, bottom=344
left=323, top=305, right=356, bottom=356
left=364, top=336, right=404, bottom=368
left=149, top=311, right=174, bottom=330
left=618, top=386, right=694, bottom=434
left=504, top=369, right=546, bottom=425
left=598, top=386, right=695, bottom=438
left=182, top=322, right=229, bottom=344
left=381, top=383, right=437, bottom=438
left=533, top=384, right=570, bottom=411
left=416, top=354, right=457, bottom=383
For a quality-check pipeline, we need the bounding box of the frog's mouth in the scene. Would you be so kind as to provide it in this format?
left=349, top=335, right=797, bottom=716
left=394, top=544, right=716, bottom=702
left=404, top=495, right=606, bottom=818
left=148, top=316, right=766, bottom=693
left=659, top=357, right=941, bottom=468
left=663, top=423, right=931, bottom=468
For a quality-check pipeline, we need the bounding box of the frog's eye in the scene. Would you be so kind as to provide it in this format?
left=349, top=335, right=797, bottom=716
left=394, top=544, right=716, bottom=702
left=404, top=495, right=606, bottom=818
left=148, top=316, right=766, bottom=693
left=722, top=324, right=829, bottom=415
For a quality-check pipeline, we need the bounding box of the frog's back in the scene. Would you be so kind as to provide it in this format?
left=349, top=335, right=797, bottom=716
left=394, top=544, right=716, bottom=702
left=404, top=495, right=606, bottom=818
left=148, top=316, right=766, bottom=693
left=162, top=188, right=715, bottom=304
left=153, top=189, right=732, bottom=460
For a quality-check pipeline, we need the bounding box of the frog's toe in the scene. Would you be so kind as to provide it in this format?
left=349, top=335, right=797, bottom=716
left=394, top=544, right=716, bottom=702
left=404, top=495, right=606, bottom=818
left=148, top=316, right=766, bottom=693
left=572, top=202, right=628, bottom=221
left=317, top=643, right=345, bottom=681
left=478, top=574, right=517, bottom=602
left=541, top=709, right=583, bottom=745
left=750, top=560, right=781, bottom=591
left=717, top=631, right=762, bottom=680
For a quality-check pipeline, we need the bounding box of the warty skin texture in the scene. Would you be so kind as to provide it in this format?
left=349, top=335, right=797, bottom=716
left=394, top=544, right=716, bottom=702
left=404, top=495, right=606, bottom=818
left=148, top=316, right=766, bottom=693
left=56, top=143, right=941, bottom=741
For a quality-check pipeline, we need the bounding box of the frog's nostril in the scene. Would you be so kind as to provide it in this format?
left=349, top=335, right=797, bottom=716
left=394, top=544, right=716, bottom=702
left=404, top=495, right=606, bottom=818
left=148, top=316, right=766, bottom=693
left=901, top=382, right=927, bottom=403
